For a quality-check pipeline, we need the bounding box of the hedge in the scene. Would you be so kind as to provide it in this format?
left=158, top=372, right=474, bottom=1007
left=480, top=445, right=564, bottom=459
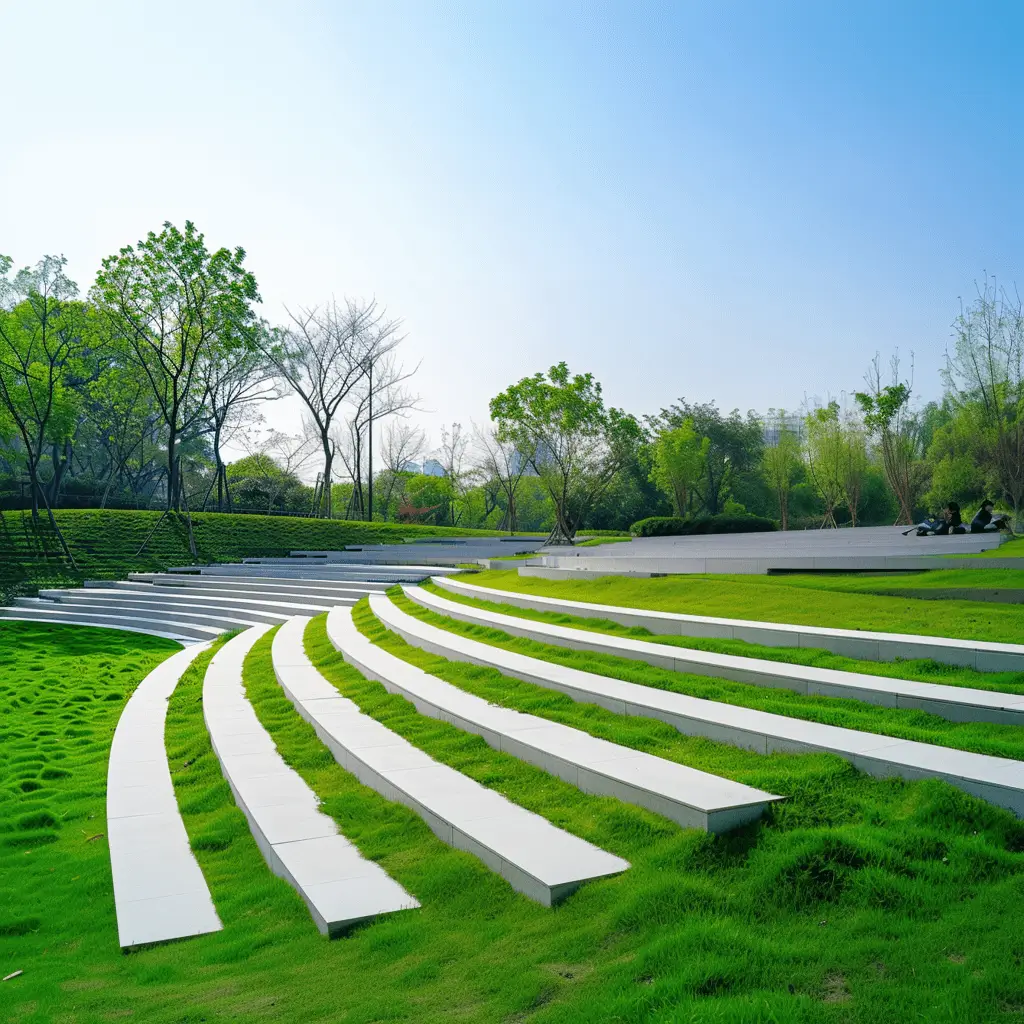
left=629, top=513, right=778, bottom=537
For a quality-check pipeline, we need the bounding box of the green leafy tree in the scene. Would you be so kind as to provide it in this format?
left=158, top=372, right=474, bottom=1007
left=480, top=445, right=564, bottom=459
left=804, top=402, right=846, bottom=528
left=942, top=276, right=1024, bottom=524
left=93, top=221, right=261, bottom=510
left=761, top=416, right=802, bottom=530
left=840, top=413, right=869, bottom=527
left=490, top=362, right=643, bottom=544
left=0, top=255, right=91, bottom=528
left=649, top=400, right=763, bottom=516
left=650, top=419, right=709, bottom=517
left=855, top=354, right=925, bottom=525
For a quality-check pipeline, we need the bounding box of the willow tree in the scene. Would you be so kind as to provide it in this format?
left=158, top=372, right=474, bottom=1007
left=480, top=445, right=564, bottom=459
left=490, top=362, right=642, bottom=545
left=94, top=221, right=261, bottom=510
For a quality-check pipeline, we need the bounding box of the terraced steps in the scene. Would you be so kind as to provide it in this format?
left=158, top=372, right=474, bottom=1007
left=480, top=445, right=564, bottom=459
left=407, top=585, right=1024, bottom=727
left=329, top=606, right=781, bottom=832
left=370, top=593, right=1024, bottom=817
left=204, top=626, right=419, bottom=935
left=273, top=616, right=630, bottom=904
left=107, top=644, right=221, bottom=948
left=434, top=575, right=1024, bottom=673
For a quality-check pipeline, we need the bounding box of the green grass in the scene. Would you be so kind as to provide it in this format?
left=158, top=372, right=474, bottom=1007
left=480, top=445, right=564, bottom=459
left=0, top=509, right=532, bottom=603
left=418, top=582, right=1024, bottom=695
left=386, top=588, right=1024, bottom=761
left=460, top=569, right=1024, bottom=644
left=6, top=614, right=1024, bottom=1021
left=712, top=570, right=1024, bottom=594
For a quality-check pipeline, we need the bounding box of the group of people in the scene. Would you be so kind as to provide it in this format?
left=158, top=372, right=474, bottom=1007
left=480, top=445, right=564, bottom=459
left=907, top=500, right=1014, bottom=537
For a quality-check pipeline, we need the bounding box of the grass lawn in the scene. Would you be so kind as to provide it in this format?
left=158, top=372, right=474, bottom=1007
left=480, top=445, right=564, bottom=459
left=460, top=570, right=1024, bottom=644
left=5, top=614, right=1024, bottom=1022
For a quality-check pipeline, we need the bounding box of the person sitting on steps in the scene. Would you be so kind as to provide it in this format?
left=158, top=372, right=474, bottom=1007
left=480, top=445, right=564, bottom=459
left=970, top=500, right=1013, bottom=534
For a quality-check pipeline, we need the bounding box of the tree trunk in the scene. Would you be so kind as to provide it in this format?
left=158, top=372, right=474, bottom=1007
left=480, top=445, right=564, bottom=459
left=322, top=442, right=334, bottom=519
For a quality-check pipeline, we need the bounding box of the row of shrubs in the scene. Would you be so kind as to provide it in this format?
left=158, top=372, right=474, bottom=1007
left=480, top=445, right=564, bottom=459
left=628, top=513, right=778, bottom=538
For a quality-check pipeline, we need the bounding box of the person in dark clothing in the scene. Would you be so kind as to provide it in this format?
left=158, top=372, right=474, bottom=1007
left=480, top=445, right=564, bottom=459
left=970, top=500, right=1013, bottom=533
left=908, top=502, right=965, bottom=536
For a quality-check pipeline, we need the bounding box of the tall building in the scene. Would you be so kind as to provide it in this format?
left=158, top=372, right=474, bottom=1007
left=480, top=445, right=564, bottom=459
left=762, top=412, right=805, bottom=448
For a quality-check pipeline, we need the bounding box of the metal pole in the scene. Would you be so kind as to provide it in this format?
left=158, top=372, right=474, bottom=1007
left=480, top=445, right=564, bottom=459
left=367, top=359, right=373, bottom=522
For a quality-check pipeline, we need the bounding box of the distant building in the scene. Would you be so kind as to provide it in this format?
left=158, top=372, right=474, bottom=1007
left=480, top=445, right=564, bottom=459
left=422, top=459, right=445, bottom=477
left=762, top=412, right=805, bottom=448
left=401, top=461, right=421, bottom=473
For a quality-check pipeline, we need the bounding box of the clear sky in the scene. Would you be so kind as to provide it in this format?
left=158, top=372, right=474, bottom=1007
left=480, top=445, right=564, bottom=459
left=2, top=0, right=1021, bottom=466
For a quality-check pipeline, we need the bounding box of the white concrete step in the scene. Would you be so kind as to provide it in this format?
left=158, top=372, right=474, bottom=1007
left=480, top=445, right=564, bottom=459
left=407, top=586, right=1024, bottom=727
left=39, top=587, right=355, bottom=620
left=203, top=626, right=419, bottom=935
left=369, top=593, right=1024, bottom=818
left=0, top=604, right=222, bottom=640
left=125, top=574, right=391, bottom=596
left=435, top=575, right=1024, bottom=674
left=16, top=595, right=272, bottom=633
left=327, top=607, right=780, bottom=833
left=108, top=643, right=222, bottom=949
left=166, top=564, right=440, bottom=581
left=273, top=616, right=629, bottom=904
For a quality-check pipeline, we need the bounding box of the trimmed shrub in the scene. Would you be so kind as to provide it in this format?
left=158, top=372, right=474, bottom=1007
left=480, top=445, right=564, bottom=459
left=629, top=513, right=778, bottom=538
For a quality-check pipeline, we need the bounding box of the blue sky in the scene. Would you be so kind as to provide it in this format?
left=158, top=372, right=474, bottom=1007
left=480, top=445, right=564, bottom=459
left=2, top=0, right=1021, bottom=460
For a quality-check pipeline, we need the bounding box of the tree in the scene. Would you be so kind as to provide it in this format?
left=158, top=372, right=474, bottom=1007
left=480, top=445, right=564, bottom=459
left=839, top=410, right=869, bottom=527
left=804, top=402, right=846, bottom=528
left=334, top=348, right=418, bottom=520
left=761, top=414, right=802, bottom=530
left=263, top=299, right=403, bottom=518
left=93, top=221, right=261, bottom=510
left=474, top=422, right=532, bottom=534
left=436, top=423, right=470, bottom=527
left=200, top=334, right=279, bottom=511
left=490, top=362, right=643, bottom=544
left=649, top=400, right=763, bottom=516
left=650, top=419, right=709, bottom=517
left=0, top=255, right=90, bottom=535
left=376, top=421, right=425, bottom=521
left=855, top=353, right=923, bottom=525
left=942, top=276, right=1024, bottom=524
left=231, top=430, right=318, bottom=512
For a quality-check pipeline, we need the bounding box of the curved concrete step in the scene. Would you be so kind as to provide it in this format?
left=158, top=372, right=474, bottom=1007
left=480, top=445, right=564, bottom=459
left=273, top=616, right=629, bottom=904
left=168, top=565, right=439, bottom=582
left=435, top=575, right=1024, bottom=674
left=124, top=575, right=387, bottom=598
left=370, top=593, right=1024, bottom=818
left=107, top=643, right=221, bottom=948
left=203, top=626, right=419, bottom=935
left=37, top=588, right=352, bottom=622
left=17, top=596, right=270, bottom=634
left=407, top=586, right=1024, bottom=727
left=0, top=605, right=222, bottom=640
left=328, top=607, right=780, bottom=833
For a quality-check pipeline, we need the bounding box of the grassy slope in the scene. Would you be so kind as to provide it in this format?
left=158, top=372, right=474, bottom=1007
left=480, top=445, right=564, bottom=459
left=0, top=509, right=528, bottom=602
left=418, top=582, right=1024, bottom=696
left=461, top=570, right=1024, bottom=644
left=388, top=589, right=1024, bottom=760
left=3, top=616, right=1024, bottom=1020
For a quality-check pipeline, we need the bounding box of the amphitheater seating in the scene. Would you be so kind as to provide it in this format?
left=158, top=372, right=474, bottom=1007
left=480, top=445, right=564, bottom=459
left=327, top=606, right=781, bottom=832
left=271, top=615, right=630, bottom=905
left=407, top=584, right=1024, bottom=727
left=107, top=644, right=222, bottom=949
left=203, top=626, right=420, bottom=935
left=369, top=593, right=1024, bottom=818
left=433, top=575, right=1024, bottom=673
